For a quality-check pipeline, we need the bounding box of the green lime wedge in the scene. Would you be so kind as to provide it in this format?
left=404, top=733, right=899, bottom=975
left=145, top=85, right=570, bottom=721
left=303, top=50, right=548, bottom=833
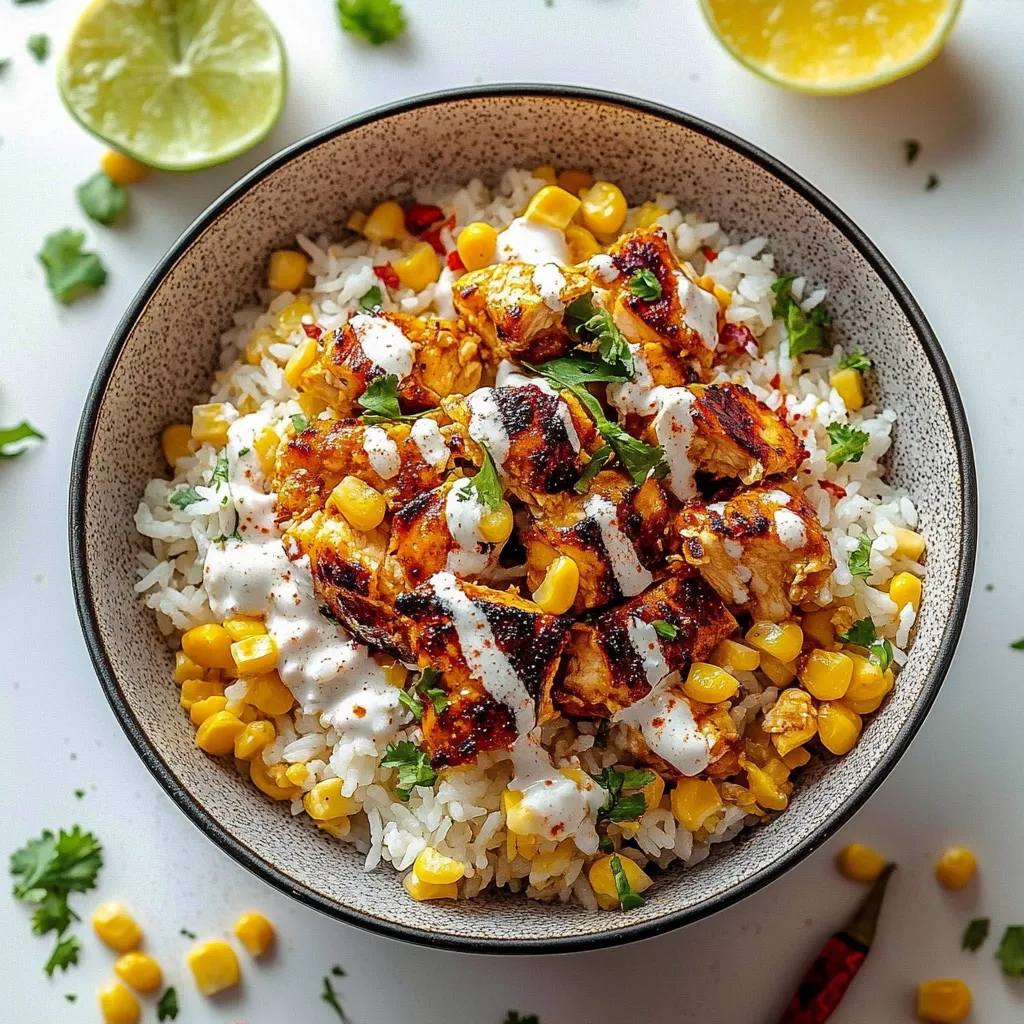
left=58, top=0, right=287, bottom=172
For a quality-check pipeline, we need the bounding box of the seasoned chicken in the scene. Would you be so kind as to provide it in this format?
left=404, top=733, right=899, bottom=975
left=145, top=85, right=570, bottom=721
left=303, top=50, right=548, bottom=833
left=524, top=471, right=672, bottom=613
left=676, top=482, right=835, bottom=621
left=554, top=572, right=736, bottom=718
left=298, top=312, right=482, bottom=415
left=395, top=575, right=571, bottom=766
left=606, top=341, right=701, bottom=433
left=588, top=228, right=722, bottom=371
left=451, top=261, right=591, bottom=365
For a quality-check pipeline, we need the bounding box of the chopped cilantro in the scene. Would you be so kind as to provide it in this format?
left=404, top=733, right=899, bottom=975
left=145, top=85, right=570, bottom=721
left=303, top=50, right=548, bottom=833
left=64, top=994, right=77, bottom=1003
left=337, top=0, right=406, bottom=45
left=321, top=972, right=351, bottom=1022
left=925, top=173, right=940, bottom=191
left=1012, top=638, right=1024, bottom=651
left=211, top=452, right=230, bottom=486
left=398, top=666, right=449, bottom=721
left=290, top=413, right=310, bottom=432
left=591, top=767, right=656, bottom=823
left=962, top=917, right=989, bottom=952
left=848, top=535, right=873, bottom=581
left=45, top=936, right=81, bottom=976
left=319, top=607, right=341, bottom=626
left=525, top=354, right=631, bottom=388
left=504, top=1013, right=540, bottom=1024
left=462, top=443, right=503, bottom=511
left=156, top=986, right=179, bottom=1021
left=0, top=421, right=45, bottom=459
left=380, top=741, right=437, bottom=801
left=628, top=269, right=662, bottom=302
left=652, top=620, right=678, bottom=641
left=825, top=423, right=870, bottom=467
left=594, top=718, right=610, bottom=746
left=237, top=446, right=250, bottom=457
left=564, top=293, right=633, bottom=376
left=357, top=374, right=436, bottom=423
left=179, top=927, right=196, bottom=939
left=27, top=33, right=49, bottom=62
left=997, top=925, right=1024, bottom=977
left=573, top=445, right=612, bottom=494
left=397, top=689, right=423, bottom=721
left=598, top=836, right=614, bottom=853
left=985, top=584, right=994, bottom=592
left=837, top=349, right=872, bottom=372
left=331, top=965, right=346, bottom=977
left=0, top=58, right=10, bottom=72
left=77, top=172, right=128, bottom=227
left=38, top=229, right=108, bottom=303
left=904, top=139, right=920, bottom=164
left=609, top=855, right=645, bottom=910
left=359, top=285, right=383, bottom=311
left=170, top=486, right=203, bottom=510
left=771, top=275, right=830, bottom=358
left=838, top=617, right=893, bottom=672
left=73, top=789, right=85, bottom=799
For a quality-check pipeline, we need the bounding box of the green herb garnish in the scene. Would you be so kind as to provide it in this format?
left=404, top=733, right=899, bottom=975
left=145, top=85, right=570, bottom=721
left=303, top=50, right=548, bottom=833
left=997, top=925, right=1024, bottom=977
left=179, top=927, right=196, bottom=939
left=564, top=293, right=633, bottom=376
left=290, top=413, right=310, bottom=432
left=170, top=486, right=203, bottom=510
left=77, top=172, right=128, bottom=227
left=461, top=443, right=503, bottom=511
left=380, top=741, right=437, bottom=801
left=73, top=789, right=85, bottom=799
left=321, top=971, right=351, bottom=1022
left=598, top=836, right=614, bottom=853
left=594, top=718, right=610, bottom=746
left=962, top=917, right=990, bottom=952
left=651, top=620, right=678, bottom=641
left=212, top=452, right=230, bottom=486
left=238, top=446, right=250, bottom=457
left=590, top=767, right=656, bottom=823
left=525, top=354, right=632, bottom=388
left=1011, top=638, right=1024, bottom=651
left=64, top=994, right=77, bottom=1003
left=359, top=285, right=383, bottom=311
left=27, top=33, right=49, bottom=62
left=904, top=140, right=920, bottom=164
left=838, top=617, right=893, bottom=672
left=572, top=445, right=612, bottom=495
left=357, top=374, right=437, bottom=423
left=0, top=421, right=44, bottom=459
left=337, top=0, right=405, bottom=45
left=925, top=173, right=940, bottom=191
left=771, top=275, right=830, bottom=358
left=848, top=535, right=873, bottom=580
left=504, top=1013, right=540, bottom=1024
left=38, top=229, right=107, bottom=304
left=156, top=986, right=179, bottom=1021
left=628, top=269, right=662, bottom=302
left=609, top=854, right=645, bottom=910
left=837, top=349, right=872, bottom=372
left=398, top=669, right=450, bottom=722
left=825, top=423, right=870, bottom=466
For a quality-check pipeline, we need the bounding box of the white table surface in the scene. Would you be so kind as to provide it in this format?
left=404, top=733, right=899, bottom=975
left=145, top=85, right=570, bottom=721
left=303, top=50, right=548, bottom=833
left=1, top=1, right=1022, bottom=1021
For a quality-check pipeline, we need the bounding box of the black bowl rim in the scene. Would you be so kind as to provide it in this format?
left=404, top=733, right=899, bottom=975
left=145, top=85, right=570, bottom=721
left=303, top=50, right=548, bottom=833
left=69, top=83, right=977, bottom=955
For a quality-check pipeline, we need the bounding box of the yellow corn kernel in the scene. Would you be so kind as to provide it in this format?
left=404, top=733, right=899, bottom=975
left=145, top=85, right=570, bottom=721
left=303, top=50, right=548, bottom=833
left=670, top=778, right=723, bottom=832
left=531, top=840, right=575, bottom=879
left=890, top=526, right=926, bottom=562
left=414, top=847, right=466, bottom=885
left=801, top=608, right=835, bottom=648
left=267, top=250, right=309, bottom=293
left=97, top=980, right=141, bottom=1024
left=532, top=556, right=580, bottom=615
left=303, top=778, right=360, bottom=821
left=639, top=770, right=665, bottom=813
left=196, top=710, right=247, bottom=756
left=800, top=649, right=854, bottom=701
left=890, top=571, right=922, bottom=613
left=713, top=283, right=732, bottom=308
left=502, top=788, right=536, bottom=836
left=745, top=761, right=788, bottom=811
left=836, top=842, right=887, bottom=883
left=817, top=702, right=862, bottom=755
left=759, top=652, right=797, bottom=687
left=456, top=221, right=498, bottom=272
left=763, top=756, right=790, bottom=786
left=588, top=854, right=652, bottom=904
left=274, top=299, right=313, bottom=338
left=161, top=423, right=193, bottom=465
left=297, top=391, right=328, bottom=419
left=403, top=871, right=458, bottom=901
left=682, top=662, right=739, bottom=704
left=746, top=621, right=804, bottom=664
left=916, top=979, right=972, bottom=1024
left=173, top=650, right=204, bottom=684
left=253, top=426, right=280, bottom=478
left=328, top=475, right=387, bottom=531
left=478, top=500, right=514, bottom=544
left=180, top=677, right=225, bottom=710
left=317, top=816, right=351, bottom=838
left=249, top=757, right=300, bottom=801
left=363, top=200, right=406, bottom=244
left=234, top=720, right=276, bottom=760
left=710, top=638, right=761, bottom=673
left=830, top=367, right=865, bottom=412
left=186, top=939, right=240, bottom=997
left=244, top=329, right=276, bottom=366
left=523, top=185, right=581, bottom=231
left=580, top=181, right=628, bottom=237
left=395, top=241, right=440, bottom=293
left=223, top=617, right=264, bottom=642
left=843, top=653, right=888, bottom=703
left=230, top=634, right=279, bottom=677
left=564, top=224, right=601, bottom=262
left=92, top=901, right=142, bottom=953
left=101, top=150, right=149, bottom=185
left=245, top=671, right=295, bottom=716
left=285, top=763, right=309, bottom=786
left=284, top=336, right=318, bottom=388
left=190, top=694, right=228, bottom=726
left=190, top=403, right=232, bottom=447
left=530, top=164, right=557, bottom=185
left=113, top=951, right=162, bottom=993
left=556, top=168, right=594, bottom=195
left=935, top=846, right=977, bottom=890
left=378, top=657, right=408, bottom=688
left=782, top=746, right=811, bottom=770
left=181, top=623, right=235, bottom=670
left=234, top=912, right=275, bottom=956
left=634, top=201, right=667, bottom=229
left=346, top=209, right=368, bottom=234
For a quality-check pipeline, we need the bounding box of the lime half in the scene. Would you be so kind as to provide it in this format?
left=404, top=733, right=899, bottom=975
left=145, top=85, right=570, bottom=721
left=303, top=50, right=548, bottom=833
left=59, top=0, right=287, bottom=171
left=700, top=0, right=963, bottom=96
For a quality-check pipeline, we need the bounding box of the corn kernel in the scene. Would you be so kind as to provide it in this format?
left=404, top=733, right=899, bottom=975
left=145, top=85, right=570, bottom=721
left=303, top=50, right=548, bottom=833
left=890, top=527, right=926, bottom=562
left=478, top=500, right=514, bottom=544
left=191, top=403, right=232, bottom=447
left=376, top=657, right=408, bottom=688
left=563, top=224, right=601, bottom=262
left=363, top=201, right=405, bottom=244
left=763, top=756, right=790, bottom=786
left=190, top=694, right=228, bottom=726
left=275, top=299, right=313, bottom=338
left=186, top=939, right=240, bottom=996
left=173, top=650, right=204, bottom=684
left=523, top=185, right=581, bottom=231
left=196, top=710, right=247, bottom=756
left=745, top=760, right=788, bottom=811
left=502, top=788, right=539, bottom=836
left=395, top=241, right=440, bottom=293
left=317, top=816, right=351, bottom=838
left=634, top=201, right=667, bottom=228
left=244, top=329, right=277, bottom=366
left=245, top=671, right=294, bottom=716
left=161, top=423, right=193, bottom=465
left=180, top=677, right=225, bottom=710
left=890, top=571, right=922, bottom=613
left=181, top=623, right=235, bottom=670
left=843, top=653, right=888, bottom=704
left=249, top=757, right=300, bottom=801
left=782, top=746, right=811, bottom=770
left=253, top=426, right=280, bottom=478
left=285, top=763, right=309, bottom=786
left=800, top=649, right=854, bottom=700
left=297, top=391, right=328, bottom=419
left=580, top=181, right=628, bottom=237
left=588, top=854, right=652, bottom=904
left=683, top=662, right=739, bottom=703
left=530, top=165, right=557, bottom=185
left=746, top=621, right=804, bottom=664
left=234, top=720, right=276, bottom=760
left=267, top=250, right=309, bottom=293
left=101, top=150, right=149, bottom=185
left=713, top=283, right=732, bottom=308
left=113, top=951, right=162, bottom=993
left=830, top=367, right=865, bottom=412
left=532, top=556, right=580, bottom=615
left=801, top=608, right=835, bottom=648
left=817, top=702, right=862, bottom=755
left=92, top=901, right=142, bottom=953
left=328, top=475, right=387, bottom=531
left=916, top=979, right=972, bottom=1024
left=97, top=980, right=140, bottom=1024
left=230, top=633, right=279, bottom=677
left=414, top=847, right=466, bottom=885
left=284, top=336, right=318, bottom=388
left=303, top=778, right=360, bottom=821
left=836, top=842, right=887, bottom=883
left=639, top=770, right=665, bottom=813
left=935, top=846, right=977, bottom=890
left=403, top=871, right=458, bottom=901
left=456, top=222, right=498, bottom=272
left=346, top=210, right=368, bottom=234
left=556, top=168, right=594, bottom=194
left=759, top=651, right=797, bottom=687
left=233, top=912, right=275, bottom=956
left=223, top=616, right=266, bottom=642
left=670, top=778, right=723, bottom=832
left=710, top=638, right=761, bottom=673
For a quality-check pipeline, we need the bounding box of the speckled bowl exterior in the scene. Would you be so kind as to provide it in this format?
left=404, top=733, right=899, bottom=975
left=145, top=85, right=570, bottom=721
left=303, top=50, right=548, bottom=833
left=70, top=86, right=976, bottom=953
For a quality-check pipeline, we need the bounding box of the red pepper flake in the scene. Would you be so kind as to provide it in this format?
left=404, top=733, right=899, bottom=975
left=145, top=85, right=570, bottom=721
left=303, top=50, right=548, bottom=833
left=404, top=203, right=444, bottom=235
left=301, top=322, right=323, bottom=340
left=818, top=480, right=847, bottom=500
left=717, top=322, right=758, bottom=358
left=446, top=250, right=466, bottom=272
left=701, top=246, right=718, bottom=262
left=421, top=214, right=456, bottom=255
left=770, top=373, right=782, bottom=390
left=373, top=263, right=400, bottom=290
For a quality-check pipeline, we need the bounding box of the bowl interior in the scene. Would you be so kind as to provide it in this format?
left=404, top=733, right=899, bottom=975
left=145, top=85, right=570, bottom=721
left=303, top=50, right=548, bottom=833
left=73, top=89, right=973, bottom=950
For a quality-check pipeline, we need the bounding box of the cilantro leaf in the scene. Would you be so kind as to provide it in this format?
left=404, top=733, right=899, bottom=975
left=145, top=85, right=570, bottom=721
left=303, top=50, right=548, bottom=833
left=77, top=172, right=128, bottom=227
left=64, top=994, right=77, bottom=1003
left=0, top=421, right=45, bottom=459
left=156, top=987, right=179, bottom=1021
left=412, top=666, right=448, bottom=715
left=598, top=835, right=614, bottom=853
left=321, top=973, right=351, bottom=1022
left=997, top=925, right=1024, bottom=977
left=380, top=741, right=437, bottom=801
left=1011, top=638, right=1024, bottom=651
left=37, top=229, right=108, bottom=304
left=32, top=891, right=76, bottom=936
left=652, top=620, right=678, bottom=640
left=397, top=689, right=423, bottom=722
left=594, top=719, right=610, bottom=746
left=170, top=486, right=203, bottom=510
left=602, top=427, right=668, bottom=486
left=904, top=139, right=920, bottom=164
left=11, top=826, right=103, bottom=899
left=838, top=617, right=893, bottom=672
left=609, top=855, right=645, bottom=910
left=290, top=413, right=310, bottom=432
left=504, top=1013, right=540, bottom=1024
left=524, top=354, right=632, bottom=387
left=179, top=928, right=196, bottom=939
left=825, top=423, right=870, bottom=466
left=590, top=767, right=656, bottom=823
left=926, top=173, right=940, bottom=191
left=357, top=374, right=436, bottom=423
left=359, top=285, right=383, bottom=311
left=573, top=445, right=612, bottom=494
left=44, top=935, right=81, bottom=976
left=848, top=535, right=873, bottom=580
left=27, top=33, right=49, bottom=62
left=463, top=443, right=503, bottom=511
left=837, top=349, right=872, bottom=372
left=337, top=0, right=406, bottom=45
left=563, top=293, right=633, bottom=376
left=771, top=276, right=830, bottom=358
left=211, top=452, right=230, bottom=486
left=331, top=965, right=346, bottom=977
left=963, top=917, right=989, bottom=952
left=628, top=269, right=662, bottom=302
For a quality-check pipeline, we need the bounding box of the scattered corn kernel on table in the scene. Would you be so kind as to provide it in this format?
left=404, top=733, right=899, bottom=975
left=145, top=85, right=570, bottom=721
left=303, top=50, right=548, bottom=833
left=2, top=0, right=1023, bottom=1020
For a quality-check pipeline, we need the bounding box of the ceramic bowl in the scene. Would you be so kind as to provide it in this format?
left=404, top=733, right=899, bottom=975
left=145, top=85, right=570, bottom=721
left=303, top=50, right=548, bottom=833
left=71, top=86, right=976, bottom=953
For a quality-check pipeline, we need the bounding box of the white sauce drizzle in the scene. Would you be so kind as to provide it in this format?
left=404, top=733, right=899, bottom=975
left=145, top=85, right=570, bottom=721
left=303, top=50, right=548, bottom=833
left=675, top=273, right=720, bottom=350
left=765, top=489, right=792, bottom=506
left=432, top=265, right=458, bottom=320
left=531, top=263, right=567, bottom=311
left=466, top=388, right=511, bottom=468
left=651, top=387, right=697, bottom=501
left=362, top=425, right=400, bottom=480
left=626, top=617, right=670, bottom=688
left=774, top=509, right=808, bottom=551
left=588, top=253, right=620, bottom=283
left=348, top=314, right=415, bottom=380
left=496, top=217, right=570, bottom=264
left=606, top=344, right=659, bottom=418
left=613, top=683, right=711, bottom=777
left=410, top=417, right=449, bottom=470
left=584, top=494, right=653, bottom=597
left=444, top=479, right=497, bottom=577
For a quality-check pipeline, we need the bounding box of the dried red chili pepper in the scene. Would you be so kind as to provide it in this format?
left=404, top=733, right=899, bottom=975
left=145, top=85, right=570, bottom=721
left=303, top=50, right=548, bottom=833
left=446, top=250, right=466, bottom=272
left=777, top=863, right=895, bottom=1024
left=404, top=203, right=444, bottom=235
left=701, top=246, right=718, bottom=262
left=301, top=322, right=323, bottom=340
left=421, top=214, right=456, bottom=255
left=373, top=263, right=400, bottom=290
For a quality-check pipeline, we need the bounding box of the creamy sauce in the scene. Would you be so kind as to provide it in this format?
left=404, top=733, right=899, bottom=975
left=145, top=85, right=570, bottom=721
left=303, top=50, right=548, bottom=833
left=466, top=388, right=511, bottom=468
left=496, top=217, right=570, bottom=264
left=584, top=494, right=653, bottom=597
left=432, top=265, right=458, bottom=320
left=765, top=489, right=792, bottom=506
left=362, top=425, right=401, bottom=479
left=531, top=263, right=567, bottom=311
left=410, top=417, right=449, bottom=470
left=349, top=314, right=415, bottom=380
left=652, top=387, right=697, bottom=501
left=588, top=253, right=620, bottom=283
left=676, top=273, right=720, bottom=351
left=626, top=616, right=670, bottom=688
left=613, top=684, right=711, bottom=777
left=606, top=345, right=659, bottom=419
left=492, top=367, right=581, bottom=453
left=774, top=509, right=808, bottom=551
left=444, top=479, right=498, bottom=577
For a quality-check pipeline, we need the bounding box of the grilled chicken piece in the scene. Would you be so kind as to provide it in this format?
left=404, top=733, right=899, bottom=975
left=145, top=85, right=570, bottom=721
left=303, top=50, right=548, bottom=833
left=298, top=312, right=482, bottom=415
left=606, top=341, right=701, bottom=433
left=554, top=572, right=736, bottom=718
left=395, top=575, right=571, bottom=767
left=524, top=471, right=672, bottom=613
left=676, top=482, right=835, bottom=621
left=273, top=415, right=471, bottom=525
left=441, top=383, right=599, bottom=507
left=588, top=228, right=722, bottom=371
left=451, top=261, right=591, bottom=365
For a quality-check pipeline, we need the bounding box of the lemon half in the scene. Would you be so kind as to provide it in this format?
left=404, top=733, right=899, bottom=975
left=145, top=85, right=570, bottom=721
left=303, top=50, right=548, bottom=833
left=700, top=0, right=963, bottom=95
